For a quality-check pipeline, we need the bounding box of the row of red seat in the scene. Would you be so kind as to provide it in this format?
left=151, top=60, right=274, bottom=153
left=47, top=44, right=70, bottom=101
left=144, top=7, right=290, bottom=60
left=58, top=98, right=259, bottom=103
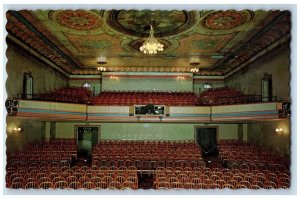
left=39, top=87, right=92, bottom=104
left=199, top=87, right=261, bottom=105
left=6, top=164, right=138, bottom=189
left=218, top=140, right=290, bottom=170
left=35, top=87, right=262, bottom=106
left=7, top=139, right=77, bottom=164
left=154, top=167, right=290, bottom=189
left=89, top=91, right=198, bottom=106
left=93, top=140, right=202, bottom=169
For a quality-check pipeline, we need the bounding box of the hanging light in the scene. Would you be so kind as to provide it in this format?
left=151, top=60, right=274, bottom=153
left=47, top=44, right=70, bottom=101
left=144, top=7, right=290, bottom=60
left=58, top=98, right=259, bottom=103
left=190, top=57, right=200, bottom=66
left=140, top=25, right=164, bottom=55
left=97, top=56, right=107, bottom=65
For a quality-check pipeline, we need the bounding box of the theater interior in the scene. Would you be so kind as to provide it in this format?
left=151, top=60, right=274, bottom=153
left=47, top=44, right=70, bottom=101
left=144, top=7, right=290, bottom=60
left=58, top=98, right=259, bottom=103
left=4, top=8, right=293, bottom=192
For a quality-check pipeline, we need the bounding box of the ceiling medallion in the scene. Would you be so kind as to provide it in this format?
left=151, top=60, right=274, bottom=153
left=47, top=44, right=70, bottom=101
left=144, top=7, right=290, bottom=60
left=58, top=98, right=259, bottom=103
left=53, top=10, right=102, bottom=30
left=202, top=10, right=252, bottom=30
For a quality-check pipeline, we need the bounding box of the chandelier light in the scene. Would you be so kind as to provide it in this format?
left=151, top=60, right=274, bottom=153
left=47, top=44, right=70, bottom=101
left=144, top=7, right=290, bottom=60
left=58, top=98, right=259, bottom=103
left=190, top=57, right=200, bottom=66
left=140, top=25, right=164, bottom=55
left=97, top=56, right=107, bottom=65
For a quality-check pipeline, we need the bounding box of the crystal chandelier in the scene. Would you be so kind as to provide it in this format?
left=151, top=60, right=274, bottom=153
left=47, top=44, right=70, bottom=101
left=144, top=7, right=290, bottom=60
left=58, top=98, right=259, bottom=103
left=140, top=25, right=164, bottom=55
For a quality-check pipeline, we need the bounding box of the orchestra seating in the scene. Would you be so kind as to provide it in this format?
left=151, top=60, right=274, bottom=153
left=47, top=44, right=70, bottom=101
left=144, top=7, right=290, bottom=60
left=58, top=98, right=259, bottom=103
left=7, top=138, right=77, bottom=164
left=199, top=87, right=261, bottom=105
left=39, top=87, right=92, bottom=104
left=154, top=167, right=290, bottom=189
left=6, top=163, right=138, bottom=189
left=6, top=138, right=290, bottom=190
left=89, top=91, right=199, bottom=106
left=218, top=140, right=290, bottom=173
left=92, top=140, right=205, bottom=170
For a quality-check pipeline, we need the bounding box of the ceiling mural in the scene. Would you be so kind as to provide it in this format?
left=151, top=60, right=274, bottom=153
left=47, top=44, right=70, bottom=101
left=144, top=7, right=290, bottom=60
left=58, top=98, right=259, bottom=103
left=201, top=10, right=254, bottom=30
left=106, top=10, right=196, bottom=37
left=178, top=33, right=236, bottom=53
left=5, top=9, right=291, bottom=75
left=64, top=33, right=123, bottom=54
left=51, top=10, right=103, bottom=30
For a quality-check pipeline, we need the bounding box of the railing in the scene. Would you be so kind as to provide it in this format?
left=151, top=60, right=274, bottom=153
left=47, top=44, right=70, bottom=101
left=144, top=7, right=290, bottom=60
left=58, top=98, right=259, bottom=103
left=16, top=93, right=279, bottom=107
left=199, top=95, right=279, bottom=106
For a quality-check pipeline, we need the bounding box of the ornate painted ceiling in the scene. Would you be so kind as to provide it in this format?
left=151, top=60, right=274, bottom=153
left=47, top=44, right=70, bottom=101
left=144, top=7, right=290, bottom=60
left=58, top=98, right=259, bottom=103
left=5, top=9, right=291, bottom=76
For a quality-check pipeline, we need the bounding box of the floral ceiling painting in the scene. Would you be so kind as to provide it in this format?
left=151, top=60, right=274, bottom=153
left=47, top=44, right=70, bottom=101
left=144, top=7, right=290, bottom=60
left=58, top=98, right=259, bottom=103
left=5, top=9, right=291, bottom=75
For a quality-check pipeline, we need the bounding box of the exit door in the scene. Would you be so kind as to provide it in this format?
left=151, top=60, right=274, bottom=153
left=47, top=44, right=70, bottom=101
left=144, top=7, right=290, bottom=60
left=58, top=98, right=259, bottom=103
left=195, top=127, right=217, bottom=156
left=77, top=126, right=99, bottom=157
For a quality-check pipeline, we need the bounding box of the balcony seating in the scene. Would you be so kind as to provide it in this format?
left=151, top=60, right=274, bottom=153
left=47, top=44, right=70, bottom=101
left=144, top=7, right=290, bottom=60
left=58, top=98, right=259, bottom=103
left=34, top=87, right=262, bottom=106
left=89, top=91, right=199, bottom=106
left=40, top=87, right=92, bottom=104
left=199, top=87, right=261, bottom=106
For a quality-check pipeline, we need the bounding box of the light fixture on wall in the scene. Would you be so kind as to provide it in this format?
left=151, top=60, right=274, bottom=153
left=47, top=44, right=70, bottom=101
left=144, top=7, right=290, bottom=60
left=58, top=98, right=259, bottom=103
left=140, top=21, right=164, bottom=55
left=82, top=81, right=91, bottom=88
left=190, top=68, right=199, bottom=73
left=97, top=64, right=106, bottom=94
left=13, top=127, right=22, bottom=132
left=97, top=66, right=106, bottom=72
left=203, top=83, right=212, bottom=89
left=177, top=76, right=185, bottom=81
left=275, top=128, right=285, bottom=135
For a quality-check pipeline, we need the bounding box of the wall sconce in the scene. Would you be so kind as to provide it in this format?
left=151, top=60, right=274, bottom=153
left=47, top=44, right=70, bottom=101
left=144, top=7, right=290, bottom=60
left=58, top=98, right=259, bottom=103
left=190, top=68, right=199, bottom=73
left=97, top=66, right=106, bottom=72
left=177, top=76, right=185, bottom=81
left=275, top=128, right=285, bottom=135
left=110, top=76, right=118, bottom=80
left=13, top=127, right=22, bottom=132
left=203, top=83, right=212, bottom=89
left=82, top=81, right=91, bottom=88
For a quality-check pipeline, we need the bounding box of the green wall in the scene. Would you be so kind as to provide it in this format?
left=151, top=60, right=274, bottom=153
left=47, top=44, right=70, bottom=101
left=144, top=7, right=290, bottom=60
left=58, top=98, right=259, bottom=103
left=5, top=42, right=69, bottom=98
left=225, top=48, right=291, bottom=101
left=55, top=122, right=238, bottom=141
left=247, top=119, right=291, bottom=158
left=69, top=79, right=101, bottom=95
left=6, top=117, right=45, bottom=155
left=193, top=82, right=225, bottom=94
left=102, top=72, right=193, bottom=92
